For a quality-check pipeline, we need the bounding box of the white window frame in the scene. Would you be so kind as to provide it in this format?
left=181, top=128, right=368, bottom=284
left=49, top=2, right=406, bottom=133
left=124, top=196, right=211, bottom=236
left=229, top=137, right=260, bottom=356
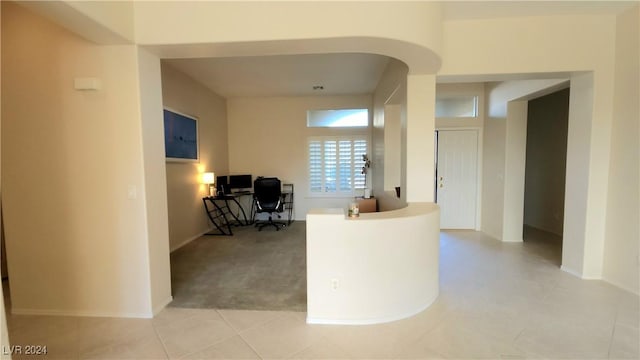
left=435, top=95, right=479, bottom=118
left=306, top=108, right=369, bottom=128
left=307, top=135, right=368, bottom=197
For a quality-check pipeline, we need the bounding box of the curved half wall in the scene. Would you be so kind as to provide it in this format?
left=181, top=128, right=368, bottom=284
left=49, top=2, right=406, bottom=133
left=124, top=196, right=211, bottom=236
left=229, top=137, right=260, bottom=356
left=306, top=202, right=440, bottom=325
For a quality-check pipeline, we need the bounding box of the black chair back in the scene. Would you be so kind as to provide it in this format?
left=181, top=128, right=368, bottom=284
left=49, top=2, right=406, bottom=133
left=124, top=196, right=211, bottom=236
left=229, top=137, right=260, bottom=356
left=254, top=177, right=282, bottom=212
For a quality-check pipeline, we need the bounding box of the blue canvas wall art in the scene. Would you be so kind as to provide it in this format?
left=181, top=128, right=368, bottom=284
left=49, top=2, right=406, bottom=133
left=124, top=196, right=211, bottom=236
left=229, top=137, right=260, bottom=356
left=163, top=109, right=198, bottom=161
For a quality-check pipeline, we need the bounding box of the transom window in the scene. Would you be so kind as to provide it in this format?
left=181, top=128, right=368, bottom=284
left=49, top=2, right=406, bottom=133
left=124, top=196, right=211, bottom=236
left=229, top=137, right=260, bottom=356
left=307, top=109, right=369, bottom=127
left=308, top=136, right=368, bottom=195
left=435, top=95, right=478, bottom=118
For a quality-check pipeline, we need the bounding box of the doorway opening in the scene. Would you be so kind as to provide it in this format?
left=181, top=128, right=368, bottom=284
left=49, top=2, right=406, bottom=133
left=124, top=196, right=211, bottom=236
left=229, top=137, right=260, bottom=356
left=522, top=88, right=570, bottom=266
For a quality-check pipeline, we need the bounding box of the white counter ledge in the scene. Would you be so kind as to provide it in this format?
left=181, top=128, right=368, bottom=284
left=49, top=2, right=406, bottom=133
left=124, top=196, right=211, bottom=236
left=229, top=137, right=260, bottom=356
left=306, top=202, right=440, bottom=325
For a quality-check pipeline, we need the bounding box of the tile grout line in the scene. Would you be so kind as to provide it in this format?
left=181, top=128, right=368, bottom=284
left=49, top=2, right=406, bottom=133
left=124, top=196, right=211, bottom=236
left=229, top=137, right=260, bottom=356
left=234, top=312, right=315, bottom=360
left=606, top=303, right=621, bottom=358
left=216, top=308, right=284, bottom=360
left=173, top=311, right=243, bottom=359
left=217, top=308, right=288, bottom=334
left=236, top=330, right=265, bottom=360
left=153, top=309, right=239, bottom=359
left=285, top=335, right=342, bottom=360
left=149, top=319, right=172, bottom=360
left=153, top=308, right=290, bottom=359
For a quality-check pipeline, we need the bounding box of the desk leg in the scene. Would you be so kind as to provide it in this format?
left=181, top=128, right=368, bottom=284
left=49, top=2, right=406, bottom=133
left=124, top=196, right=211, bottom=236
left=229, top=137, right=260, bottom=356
left=225, top=198, right=250, bottom=226
left=287, top=192, right=294, bottom=225
left=202, top=198, right=233, bottom=236
left=249, top=197, right=256, bottom=225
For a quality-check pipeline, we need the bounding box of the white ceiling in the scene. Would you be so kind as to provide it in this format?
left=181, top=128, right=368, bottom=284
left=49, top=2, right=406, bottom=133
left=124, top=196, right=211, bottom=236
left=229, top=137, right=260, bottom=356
left=163, top=53, right=390, bottom=98
left=162, top=1, right=636, bottom=98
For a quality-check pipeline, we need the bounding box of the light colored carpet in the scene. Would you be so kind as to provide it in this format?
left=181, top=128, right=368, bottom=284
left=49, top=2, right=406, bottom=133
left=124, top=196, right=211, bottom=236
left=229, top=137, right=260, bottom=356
left=169, top=221, right=306, bottom=311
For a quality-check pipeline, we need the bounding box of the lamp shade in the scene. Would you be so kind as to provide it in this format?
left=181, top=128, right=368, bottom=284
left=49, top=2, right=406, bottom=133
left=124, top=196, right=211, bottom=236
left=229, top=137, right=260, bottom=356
left=202, top=172, right=215, bottom=185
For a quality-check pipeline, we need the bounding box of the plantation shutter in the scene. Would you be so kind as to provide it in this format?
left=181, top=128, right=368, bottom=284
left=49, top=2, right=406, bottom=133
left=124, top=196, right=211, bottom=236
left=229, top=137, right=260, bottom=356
left=308, top=136, right=368, bottom=195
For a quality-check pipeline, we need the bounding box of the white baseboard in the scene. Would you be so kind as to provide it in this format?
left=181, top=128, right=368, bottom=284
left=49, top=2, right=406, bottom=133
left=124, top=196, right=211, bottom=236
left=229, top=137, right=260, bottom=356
left=152, top=296, right=173, bottom=316
left=306, top=296, right=436, bottom=325
left=562, top=266, right=639, bottom=295
left=11, top=307, right=153, bottom=319
left=561, top=265, right=584, bottom=278
left=170, top=229, right=211, bottom=252
left=561, top=265, right=599, bottom=280
left=601, top=276, right=640, bottom=296
left=11, top=297, right=173, bottom=319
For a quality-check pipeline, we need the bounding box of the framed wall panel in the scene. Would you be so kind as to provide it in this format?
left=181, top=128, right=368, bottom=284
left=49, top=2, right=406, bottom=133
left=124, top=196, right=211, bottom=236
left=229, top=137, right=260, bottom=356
left=163, top=108, right=198, bottom=162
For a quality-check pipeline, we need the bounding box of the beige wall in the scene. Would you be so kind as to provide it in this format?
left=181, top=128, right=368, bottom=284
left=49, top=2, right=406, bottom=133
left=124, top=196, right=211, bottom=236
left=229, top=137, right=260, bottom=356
left=440, top=15, right=616, bottom=75
left=1, top=2, right=153, bottom=317
left=371, top=59, right=409, bottom=209
left=133, top=2, right=443, bottom=74
left=502, top=100, right=528, bottom=242
left=227, top=95, right=372, bottom=219
left=64, top=1, right=134, bottom=42
left=161, top=63, right=229, bottom=251
left=603, top=7, right=640, bottom=294
left=524, top=89, right=570, bottom=236
left=0, top=2, right=10, bottom=356
left=406, top=74, right=437, bottom=202
left=481, top=114, right=507, bottom=240
left=137, top=48, right=172, bottom=314
left=18, top=1, right=134, bottom=45
left=383, top=105, right=402, bottom=193
left=562, top=73, right=595, bottom=276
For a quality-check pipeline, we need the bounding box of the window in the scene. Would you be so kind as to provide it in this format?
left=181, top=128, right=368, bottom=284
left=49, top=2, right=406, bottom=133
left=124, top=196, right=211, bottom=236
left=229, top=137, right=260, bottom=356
left=435, top=96, right=478, bottom=118
left=308, top=136, right=367, bottom=195
left=307, top=109, right=368, bottom=127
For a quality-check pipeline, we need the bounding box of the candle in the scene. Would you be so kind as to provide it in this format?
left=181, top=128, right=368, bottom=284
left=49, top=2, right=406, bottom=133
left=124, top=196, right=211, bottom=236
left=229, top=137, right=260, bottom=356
left=349, top=202, right=360, bottom=217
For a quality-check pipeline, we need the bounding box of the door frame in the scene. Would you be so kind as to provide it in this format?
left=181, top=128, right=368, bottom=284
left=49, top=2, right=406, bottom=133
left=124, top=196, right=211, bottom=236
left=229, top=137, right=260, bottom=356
left=435, top=127, right=483, bottom=231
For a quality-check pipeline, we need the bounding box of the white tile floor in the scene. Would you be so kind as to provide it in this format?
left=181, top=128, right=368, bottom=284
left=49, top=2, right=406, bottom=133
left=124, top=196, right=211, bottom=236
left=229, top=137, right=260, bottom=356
left=4, top=230, right=639, bottom=359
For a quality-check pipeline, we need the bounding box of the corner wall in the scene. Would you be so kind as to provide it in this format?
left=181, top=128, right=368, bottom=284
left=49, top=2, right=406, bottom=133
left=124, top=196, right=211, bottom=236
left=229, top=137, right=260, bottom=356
left=1, top=2, right=153, bottom=317
left=161, top=63, right=229, bottom=251
left=481, top=113, right=507, bottom=240
left=603, top=6, right=640, bottom=294
left=372, top=59, right=408, bottom=209
left=0, top=1, right=10, bottom=355
left=137, top=48, right=172, bottom=314
left=406, top=75, right=437, bottom=202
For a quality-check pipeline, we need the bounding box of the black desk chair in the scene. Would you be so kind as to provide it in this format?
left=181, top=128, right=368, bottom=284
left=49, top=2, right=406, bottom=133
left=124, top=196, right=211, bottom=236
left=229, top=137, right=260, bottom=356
left=253, top=177, right=286, bottom=231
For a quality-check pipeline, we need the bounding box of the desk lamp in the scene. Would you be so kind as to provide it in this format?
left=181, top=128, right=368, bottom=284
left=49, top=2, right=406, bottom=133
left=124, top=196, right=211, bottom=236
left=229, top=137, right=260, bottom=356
left=203, top=172, right=215, bottom=197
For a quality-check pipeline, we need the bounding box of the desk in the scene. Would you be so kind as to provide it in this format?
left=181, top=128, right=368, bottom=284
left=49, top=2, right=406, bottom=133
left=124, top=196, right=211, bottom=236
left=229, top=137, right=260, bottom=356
left=202, top=194, right=251, bottom=236
left=282, top=183, right=294, bottom=225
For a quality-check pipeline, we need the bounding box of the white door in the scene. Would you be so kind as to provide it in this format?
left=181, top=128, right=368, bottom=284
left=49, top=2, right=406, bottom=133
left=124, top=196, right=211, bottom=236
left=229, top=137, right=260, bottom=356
left=436, top=130, right=478, bottom=229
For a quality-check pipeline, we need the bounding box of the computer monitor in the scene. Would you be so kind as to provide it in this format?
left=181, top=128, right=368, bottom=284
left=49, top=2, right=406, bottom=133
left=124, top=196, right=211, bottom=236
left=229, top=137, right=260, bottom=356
left=229, top=174, right=252, bottom=190
left=216, top=176, right=228, bottom=193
